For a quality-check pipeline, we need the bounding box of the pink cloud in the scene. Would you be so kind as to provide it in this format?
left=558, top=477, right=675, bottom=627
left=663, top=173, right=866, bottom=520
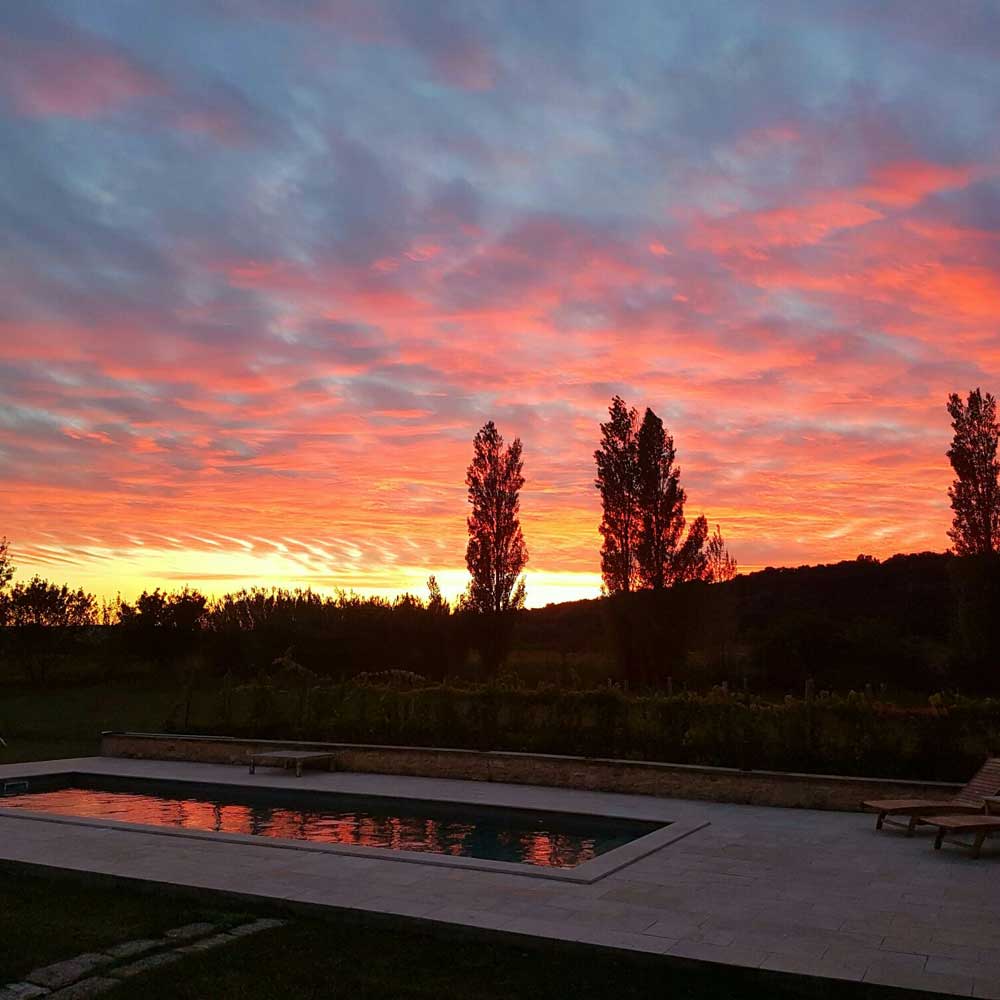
left=0, top=30, right=253, bottom=142
left=0, top=35, right=164, bottom=118
left=692, top=158, right=980, bottom=256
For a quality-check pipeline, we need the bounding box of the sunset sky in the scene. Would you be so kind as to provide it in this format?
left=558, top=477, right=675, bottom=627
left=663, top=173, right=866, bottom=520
left=2, top=1, right=1000, bottom=607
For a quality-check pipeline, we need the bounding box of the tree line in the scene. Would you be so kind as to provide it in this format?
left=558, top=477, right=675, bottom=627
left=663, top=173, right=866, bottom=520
left=0, top=388, right=997, bottom=688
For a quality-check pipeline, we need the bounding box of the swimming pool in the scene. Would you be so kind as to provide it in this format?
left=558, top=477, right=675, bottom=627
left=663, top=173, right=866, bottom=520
left=1, top=774, right=665, bottom=871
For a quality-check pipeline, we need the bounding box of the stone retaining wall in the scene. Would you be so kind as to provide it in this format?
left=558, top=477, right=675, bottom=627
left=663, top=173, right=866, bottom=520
left=98, top=731, right=960, bottom=812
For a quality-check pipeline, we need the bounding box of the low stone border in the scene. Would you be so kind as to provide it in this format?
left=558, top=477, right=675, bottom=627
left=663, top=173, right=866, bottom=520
left=101, top=731, right=960, bottom=812
left=0, top=918, right=285, bottom=999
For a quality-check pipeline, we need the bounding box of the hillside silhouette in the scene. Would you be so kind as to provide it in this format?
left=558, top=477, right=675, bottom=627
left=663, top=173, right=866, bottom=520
left=517, top=551, right=999, bottom=694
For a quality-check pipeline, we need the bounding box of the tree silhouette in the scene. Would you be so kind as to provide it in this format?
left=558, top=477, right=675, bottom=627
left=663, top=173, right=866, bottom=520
left=947, top=388, right=1000, bottom=555
left=3, top=577, right=96, bottom=627
left=596, top=403, right=708, bottom=590
left=465, top=421, right=528, bottom=614
left=704, top=523, right=738, bottom=582
left=118, top=587, right=207, bottom=669
left=0, top=536, right=13, bottom=593
left=595, top=396, right=640, bottom=593
left=426, top=575, right=450, bottom=615
left=636, top=407, right=689, bottom=589
left=464, top=421, right=527, bottom=675
left=0, top=575, right=96, bottom=683
left=674, top=513, right=709, bottom=583
left=118, top=587, right=207, bottom=630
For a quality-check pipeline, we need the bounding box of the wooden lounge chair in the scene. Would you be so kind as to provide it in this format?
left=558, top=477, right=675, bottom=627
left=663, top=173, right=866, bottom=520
left=920, top=813, right=1000, bottom=859
left=249, top=750, right=335, bottom=777
left=862, top=757, right=1000, bottom=835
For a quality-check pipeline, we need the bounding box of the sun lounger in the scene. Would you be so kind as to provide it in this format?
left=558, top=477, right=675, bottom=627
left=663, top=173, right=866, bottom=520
left=248, top=750, right=335, bottom=777
left=862, top=757, right=1000, bottom=835
left=920, top=813, right=1000, bottom=859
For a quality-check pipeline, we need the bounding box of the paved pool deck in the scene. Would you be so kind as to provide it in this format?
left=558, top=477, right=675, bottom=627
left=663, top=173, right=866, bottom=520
left=1, top=757, right=998, bottom=998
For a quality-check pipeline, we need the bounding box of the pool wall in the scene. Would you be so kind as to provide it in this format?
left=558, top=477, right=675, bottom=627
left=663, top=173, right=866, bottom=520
left=0, top=771, right=708, bottom=884
left=101, top=731, right=960, bottom=812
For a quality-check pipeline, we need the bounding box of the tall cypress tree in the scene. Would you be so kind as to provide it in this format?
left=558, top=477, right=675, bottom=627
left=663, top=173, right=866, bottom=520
left=635, top=407, right=709, bottom=588
left=465, top=421, right=528, bottom=615
left=636, top=408, right=686, bottom=590
left=947, top=388, right=1000, bottom=555
left=597, top=397, right=718, bottom=597
left=595, top=397, right=640, bottom=594
left=464, top=421, right=527, bottom=675
left=0, top=536, right=12, bottom=593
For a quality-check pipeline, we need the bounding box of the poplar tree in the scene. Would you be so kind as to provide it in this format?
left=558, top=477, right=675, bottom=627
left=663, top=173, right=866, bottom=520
left=0, top=536, right=12, bottom=593
left=597, top=398, right=718, bottom=591
left=464, top=421, right=527, bottom=675
left=636, top=408, right=686, bottom=590
left=465, top=421, right=528, bottom=614
left=0, top=536, right=13, bottom=627
left=634, top=407, right=710, bottom=588
left=595, top=396, right=640, bottom=594
left=947, top=388, right=1000, bottom=555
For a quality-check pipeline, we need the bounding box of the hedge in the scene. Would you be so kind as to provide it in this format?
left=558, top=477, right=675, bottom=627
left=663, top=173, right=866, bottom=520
left=186, top=682, right=1000, bottom=783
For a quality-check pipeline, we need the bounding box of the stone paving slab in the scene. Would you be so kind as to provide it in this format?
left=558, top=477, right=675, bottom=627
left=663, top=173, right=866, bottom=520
left=175, top=932, right=239, bottom=954
left=109, top=952, right=185, bottom=979
left=0, top=984, right=50, bottom=1000
left=759, top=952, right=868, bottom=982
left=4, top=757, right=1000, bottom=996
left=864, top=963, right=976, bottom=996
left=4, top=916, right=287, bottom=1000
left=163, top=922, right=216, bottom=940
left=102, top=939, right=162, bottom=960
left=47, top=977, right=117, bottom=999
left=226, top=918, right=286, bottom=937
left=25, top=955, right=112, bottom=990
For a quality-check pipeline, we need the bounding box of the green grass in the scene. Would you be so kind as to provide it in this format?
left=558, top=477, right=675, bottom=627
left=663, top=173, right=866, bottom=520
left=105, top=920, right=751, bottom=1000
left=0, top=676, right=203, bottom=764
left=0, top=737, right=98, bottom=764
left=0, top=865, right=246, bottom=980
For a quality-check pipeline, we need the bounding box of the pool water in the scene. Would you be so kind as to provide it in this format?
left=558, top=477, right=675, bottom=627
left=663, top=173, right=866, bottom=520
left=1, top=776, right=664, bottom=869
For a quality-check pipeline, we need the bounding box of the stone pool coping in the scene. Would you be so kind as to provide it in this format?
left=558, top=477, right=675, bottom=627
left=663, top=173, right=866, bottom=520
left=0, top=767, right=708, bottom=884
left=100, top=731, right=961, bottom=812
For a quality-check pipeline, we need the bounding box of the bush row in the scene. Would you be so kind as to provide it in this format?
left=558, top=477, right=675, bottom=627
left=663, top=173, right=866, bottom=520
left=185, top=683, right=1000, bottom=783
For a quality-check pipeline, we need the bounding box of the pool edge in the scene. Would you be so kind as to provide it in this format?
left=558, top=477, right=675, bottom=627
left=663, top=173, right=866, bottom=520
left=0, top=770, right=708, bottom=884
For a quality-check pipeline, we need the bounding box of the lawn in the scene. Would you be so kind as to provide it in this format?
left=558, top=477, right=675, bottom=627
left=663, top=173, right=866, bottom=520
left=1, top=865, right=945, bottom=1000
left=0, top=865, right=247, bottom=980
left=0, top=676, right=200, bottom=764
left=103, top=919, right=765, bottom=1000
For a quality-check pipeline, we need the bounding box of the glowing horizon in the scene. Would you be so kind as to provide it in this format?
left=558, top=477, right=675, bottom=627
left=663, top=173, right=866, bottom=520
left=2, top=2, right=999, bottom=609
